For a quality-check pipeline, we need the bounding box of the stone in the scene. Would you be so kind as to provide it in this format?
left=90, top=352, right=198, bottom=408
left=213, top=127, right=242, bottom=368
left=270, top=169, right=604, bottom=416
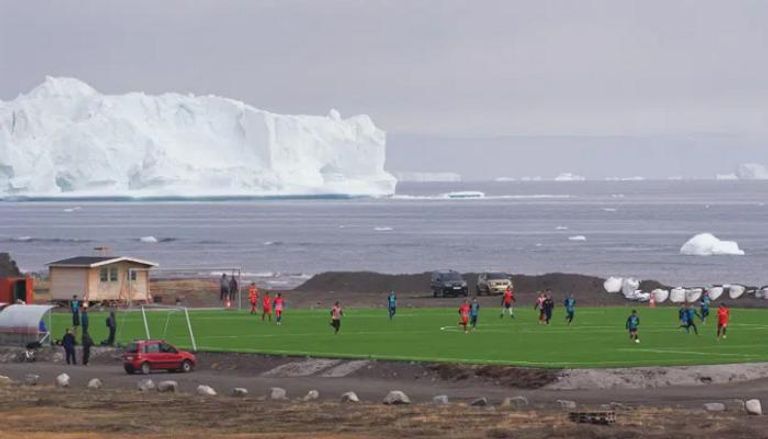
left=137, top=379, right=155, bottom=392
left=87, top=378, right=102, bottom=389
left=25, top=374, right=40, bottom=386
left=383, top=390, right=411, bottom=405
left=197, top=385, right=217, bottom=396
left=269, top=387, right=287, bottom=400
left=557, top=400, right=577, bottom=410
left=56, top=373, right=70, bottom=388
left=303, top=390, right=320, bottom=401
left=470, top=397, right=488, bottom=407
left=746, top=399, right=762, bottom=415
left=157, top=381, right=178, bottom=393
left=703, top=402, right=726, bottom=412
left=433, top=395, right=449, bottom=405
left=232, top=387, right=248, bottom=397
left=501, top=396, right=529, bottom=409
left=341, top=391, right=360, bottom=403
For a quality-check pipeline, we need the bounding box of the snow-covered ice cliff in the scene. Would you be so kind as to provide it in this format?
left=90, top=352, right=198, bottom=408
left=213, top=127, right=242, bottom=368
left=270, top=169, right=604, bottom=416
left=0, top=77, right=396, bottom=197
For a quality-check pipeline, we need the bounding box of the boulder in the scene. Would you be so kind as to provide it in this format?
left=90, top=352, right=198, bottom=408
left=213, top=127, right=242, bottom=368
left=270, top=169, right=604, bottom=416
left=501, top=396, right=529, bottom=409
left=232, top=387, right=248, bottom=397
left=383, top=390, right=411, bottom=405
left=341, top=391, right=360, bottom=403
left=269, top=387, right=287, bottom=400
left=197, top=385, right=217, bottom=396
left=0, top=375, right=13, bottom=385
left=56, top=373, right=70, bottom=388
left=433, top=395, right=449, bottom=405
left=25, top=374, right=40, bottom=386
left=137, top=379, right=155, bottom=392
left=302, top=390, right=320, bottom=401
left=470, top=397, right=488, bottom=407
left=746, top=399, right=762, bottom=415
left=157, top=381, right=178, bottom=393
left=703, top=402, right=726, bottom=412
left=557, top=400, right=577, bottom=410
left=87, top=378, right=103, bottom=389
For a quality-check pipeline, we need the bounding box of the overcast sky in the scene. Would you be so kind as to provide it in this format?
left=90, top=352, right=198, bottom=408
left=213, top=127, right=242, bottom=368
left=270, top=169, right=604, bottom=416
left=1, top=1, right=767, bottom=177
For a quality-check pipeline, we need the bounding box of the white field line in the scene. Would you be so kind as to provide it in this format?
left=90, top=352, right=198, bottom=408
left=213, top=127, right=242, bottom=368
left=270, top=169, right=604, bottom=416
left=617, top=348, right=759, bottom=358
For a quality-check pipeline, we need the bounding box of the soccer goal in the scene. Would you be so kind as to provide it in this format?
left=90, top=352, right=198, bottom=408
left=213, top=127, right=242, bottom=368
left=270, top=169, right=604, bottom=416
left=136, top=303, right=198, bottom=351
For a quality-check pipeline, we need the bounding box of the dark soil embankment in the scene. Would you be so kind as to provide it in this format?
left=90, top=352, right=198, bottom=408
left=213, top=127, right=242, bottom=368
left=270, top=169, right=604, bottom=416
left=294, top=271, right=670, bottom=307
left=0, top=252, right=21, bottom=277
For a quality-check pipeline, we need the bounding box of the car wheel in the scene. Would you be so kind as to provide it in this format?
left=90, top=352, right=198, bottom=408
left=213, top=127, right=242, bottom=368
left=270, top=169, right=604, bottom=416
left=181, top=360, right=193, bottom=373
left=140, top=362, right=151, bottom=375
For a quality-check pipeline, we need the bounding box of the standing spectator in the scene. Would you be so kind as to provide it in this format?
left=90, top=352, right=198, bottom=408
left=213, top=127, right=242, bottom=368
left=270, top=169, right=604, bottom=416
left=62, top=328, right=77, bottom=365
left=70, top=295, right=81, bottom=328
left=81, top=331, right=94, bottom=366
left=219, top=274, right=229, bottom=302
left=105, top=310, right=117, bottom=346
left=228, top=275, right=239, bottom=308
left=81, top=304, right=90, bottom=335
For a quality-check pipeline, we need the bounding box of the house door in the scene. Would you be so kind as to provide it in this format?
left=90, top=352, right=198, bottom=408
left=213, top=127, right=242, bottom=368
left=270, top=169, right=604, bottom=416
left=13, top=279, right=28, bottom=303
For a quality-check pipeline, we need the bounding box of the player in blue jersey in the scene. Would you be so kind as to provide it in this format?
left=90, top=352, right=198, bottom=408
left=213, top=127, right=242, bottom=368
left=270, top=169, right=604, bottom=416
left=679, top=303, right=700, bottom=335
left=469, top=297, right=480, bottom=330
left=387, top=291, right=397, bottom=320
left=564, top=294, right=576, bottom=325
left=626, top=310, right=640, bottom=343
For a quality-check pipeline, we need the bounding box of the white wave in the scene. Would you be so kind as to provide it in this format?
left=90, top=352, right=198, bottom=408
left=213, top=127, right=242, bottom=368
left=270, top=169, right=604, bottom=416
left=601, top=208, right=618, bottom=212
left=555, top=226, right=569, bottom=230
left=568, top=235, right=587, bottom=241
left=374, top=226, right=394, bottom=232
left=14, top=236, right=32, bottom=242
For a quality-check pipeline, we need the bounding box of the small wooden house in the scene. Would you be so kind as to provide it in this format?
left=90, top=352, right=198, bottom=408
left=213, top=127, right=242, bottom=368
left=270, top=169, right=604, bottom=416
left=47, top=256, right=158, bottom=303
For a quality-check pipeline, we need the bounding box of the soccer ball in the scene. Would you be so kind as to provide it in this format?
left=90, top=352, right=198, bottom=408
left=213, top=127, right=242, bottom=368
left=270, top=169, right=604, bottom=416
left=635, top=339, right=640, bottom=344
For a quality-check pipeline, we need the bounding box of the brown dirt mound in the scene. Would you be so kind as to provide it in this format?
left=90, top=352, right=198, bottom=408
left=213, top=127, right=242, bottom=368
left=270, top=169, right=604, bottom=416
left=0, top=252, right=21, bottom=277
left=428, top=363, right=560, bottom=389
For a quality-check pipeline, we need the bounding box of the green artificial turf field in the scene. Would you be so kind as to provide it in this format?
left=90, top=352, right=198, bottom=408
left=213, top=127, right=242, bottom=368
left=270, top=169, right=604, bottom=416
left=50, top=306, right=765, bottom=368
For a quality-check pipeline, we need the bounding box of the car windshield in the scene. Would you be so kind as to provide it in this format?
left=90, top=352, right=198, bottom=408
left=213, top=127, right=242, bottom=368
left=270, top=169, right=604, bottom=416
left=125, top=343, right=138, bottom=353
left=441, top=272, right=462, bottom=281
left=488, top=273, right=508, bottom=280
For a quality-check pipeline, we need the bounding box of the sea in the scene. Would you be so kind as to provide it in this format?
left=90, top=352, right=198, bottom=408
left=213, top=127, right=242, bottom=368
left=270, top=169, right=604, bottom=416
left=1, top=180, right=767, bottom=288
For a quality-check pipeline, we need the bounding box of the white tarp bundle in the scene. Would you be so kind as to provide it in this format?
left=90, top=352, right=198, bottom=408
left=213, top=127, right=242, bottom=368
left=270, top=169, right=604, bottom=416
left=622, top=278, right=640, bottom=299
left=0, top=304, right=54, bottom=345
left=604, top=277, right=623, bottom=293
left=686, top=288, right=703, bottom=303
left=729, top=285, right=746, bottom=299
left=635, top=291, right=651, bottom=302
left=707, top=287, right=724, bottom=301
left=652, top=289, right=669, bottom=303
left=670, top=287, right=686, bottom=303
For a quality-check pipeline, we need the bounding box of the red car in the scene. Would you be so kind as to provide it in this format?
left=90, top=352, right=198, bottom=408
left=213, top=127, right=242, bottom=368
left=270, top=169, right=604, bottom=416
left=123, top=340, right=196, bottom=374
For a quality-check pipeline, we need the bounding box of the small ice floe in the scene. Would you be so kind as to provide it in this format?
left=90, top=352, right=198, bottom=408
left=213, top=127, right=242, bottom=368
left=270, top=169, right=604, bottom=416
left=374, top=227, right=394, bottom=232
left=63, top=206, right=82, bottom=213
left=601, top=208, right=618, bottom=212
left=555, top=226, right=569, bottom=230
left=139, top=236, right=159, bottom=243
left=680, top=233, right=744, bottom=256
left=568, top=235, right=587, bottom=241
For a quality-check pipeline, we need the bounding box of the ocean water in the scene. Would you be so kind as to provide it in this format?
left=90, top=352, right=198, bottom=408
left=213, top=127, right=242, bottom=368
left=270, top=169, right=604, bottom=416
left=1, top=181, right=767, bottom=287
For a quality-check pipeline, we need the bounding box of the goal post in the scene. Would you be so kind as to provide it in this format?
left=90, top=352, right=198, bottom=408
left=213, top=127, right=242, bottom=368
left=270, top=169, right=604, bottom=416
left=138, top=303, right=198, bottom=351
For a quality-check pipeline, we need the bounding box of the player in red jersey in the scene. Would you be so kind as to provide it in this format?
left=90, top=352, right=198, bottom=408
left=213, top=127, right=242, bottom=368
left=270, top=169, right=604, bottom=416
left=261, top=291, right=272, bottom=322
left=500, top=286, right=515, bottom=319
left=717, top=302, right=730, bottom=340
left=248, top=282, right=259, bottom=314
left=458, top=299, right=471, bottom=334
left=273, top=293, right=285, bottom=326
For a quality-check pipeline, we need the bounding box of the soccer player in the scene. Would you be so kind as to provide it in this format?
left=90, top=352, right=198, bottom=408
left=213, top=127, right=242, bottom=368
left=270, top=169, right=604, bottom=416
left=564, top=293, right=576, bottom=325
left=717, top=302, right=730, bottom=340
left=261, top=291, right=272, bottom=322
left=273, top=293, right=285, bottom=326
left=679, top=303, right=700, bottom=335
left=699, top=292, right=711, bottom=324
left=70, top=295, right=81, bottom=328
left=458, top=299, right=471, bottom=334
left=534, top=292, right=546, bottom=325
left=469, top=297, right=480, bottom=330
left=248, top=282, right=259, bottom=314
left=626, top=309, right=640, bottom=343
left=500, top=286, right=515, bottom=319
left=330, top=301, right=343, bottom=334
left=387, top=291, right=397, bottom=320
left=543, top=293, right=555, bottom=325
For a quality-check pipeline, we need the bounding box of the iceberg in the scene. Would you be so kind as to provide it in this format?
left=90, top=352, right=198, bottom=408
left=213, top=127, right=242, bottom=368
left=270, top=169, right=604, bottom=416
left=736, top=163, right=768, bottom=180
left=680, top=233, right=745, bottom=256
left=0, top=77, right=396, bottom=198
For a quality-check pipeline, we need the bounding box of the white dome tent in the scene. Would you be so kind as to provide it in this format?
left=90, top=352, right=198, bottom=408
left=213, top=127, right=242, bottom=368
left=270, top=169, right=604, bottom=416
left=0, top=304, right=54, bottom=346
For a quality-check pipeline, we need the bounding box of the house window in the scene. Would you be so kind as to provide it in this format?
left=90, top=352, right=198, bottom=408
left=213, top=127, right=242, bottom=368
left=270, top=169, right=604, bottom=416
left=129, top=270, right=137, bottom=281
left=100, top=268, right=109, bottom=282
left=109, top=267, right=118, bottom=282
